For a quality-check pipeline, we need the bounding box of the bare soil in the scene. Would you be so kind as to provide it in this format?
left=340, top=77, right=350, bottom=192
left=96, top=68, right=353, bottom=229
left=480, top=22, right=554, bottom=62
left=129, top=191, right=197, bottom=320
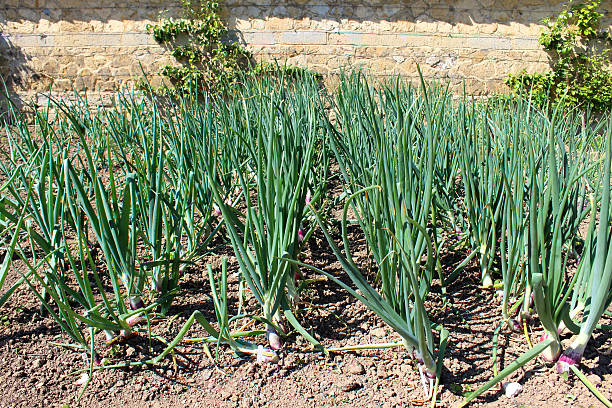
left=1, top=219, right=611, bottom=408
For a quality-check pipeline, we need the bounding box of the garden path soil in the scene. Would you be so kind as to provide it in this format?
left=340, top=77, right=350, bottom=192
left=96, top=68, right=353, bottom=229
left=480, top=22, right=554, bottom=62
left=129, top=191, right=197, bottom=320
left=1, top=223, right=611, bottom=408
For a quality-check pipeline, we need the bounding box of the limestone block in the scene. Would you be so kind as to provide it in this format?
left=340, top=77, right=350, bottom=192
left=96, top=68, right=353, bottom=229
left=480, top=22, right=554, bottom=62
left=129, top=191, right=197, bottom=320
left=104, top=20, right=126, bottom=33
left=392, top=21, right=416, bottom=33
left=338, top=19, right=365, bottom=32
left=75, top=69, right=96, bottom=90
left=424, top=55, right=458, bottom=70
left=434, top=21, right=453, bottom=34
left=232, top=18, right=252, bottom=31
left=286, top=54, right=308, bottom=66
left=414, top=18, right=439, bottom=34
left=363, top=33, right=390, bottom=46
left=252, top=19, right=267, bottom=30
left=242, top=31, right=276, bottom=45
left=465, top=36, right=512, bottom=50
left=52, top=79, right=73, bottom=91
left=266, top=17, right=293, bottom=31
left=293, top=18, right=313, bottom=31
left=312, top=19, right=341, bottom=32
left=512, top=37, right=540, bottom=50
left=352, top=47, right=371, bottom=58
left=368, top=58, right=404, bottom=75
left=309, top=64, right=330, bottom=75
left=5, top=21, right=36, bottom=34
left=478, top=23, right=499, bottom=35
left=123, top=20, right=148, bottom=33
left=114, top=66, right=132, bottom=78
left=326, top=45, right=356, bottom=57
left=466, top=61, right=497, bottom=80
left=328, top=33, right=362, bottom=46
left=96, top=79, right=119, bottom=92
left=8, top=33, right=48, bottom=48
left=281, top=31, right=326, bottom=45
left=112, top=54, right=138, bottom=70
left=454, top=20, right=481, bottom=36
left=119, top=33, right=155, bottom=46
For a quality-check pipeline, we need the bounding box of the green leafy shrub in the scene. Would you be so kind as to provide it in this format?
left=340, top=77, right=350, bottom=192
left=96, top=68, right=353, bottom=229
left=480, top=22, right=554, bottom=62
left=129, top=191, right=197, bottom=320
left=143, top=0, right=252, bottom=95
left=506, top=0, right=612, bottom=110
left=141, top=1, right=322, bottom=96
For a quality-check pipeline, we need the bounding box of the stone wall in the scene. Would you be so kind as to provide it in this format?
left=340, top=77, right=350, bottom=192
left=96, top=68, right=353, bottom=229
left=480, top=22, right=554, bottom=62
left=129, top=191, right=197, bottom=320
left=1, top=0, right=611, bottom=103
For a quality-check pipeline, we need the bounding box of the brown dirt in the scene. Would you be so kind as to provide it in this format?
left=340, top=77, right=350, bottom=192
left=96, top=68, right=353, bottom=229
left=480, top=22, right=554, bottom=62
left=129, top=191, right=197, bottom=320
left=1, top=220, right=611, bottom=408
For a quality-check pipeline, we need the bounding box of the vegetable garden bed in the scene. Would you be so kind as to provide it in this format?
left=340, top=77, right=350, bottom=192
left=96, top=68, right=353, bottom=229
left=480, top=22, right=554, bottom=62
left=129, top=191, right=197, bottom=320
left=0, top=72, right=611, bottom=407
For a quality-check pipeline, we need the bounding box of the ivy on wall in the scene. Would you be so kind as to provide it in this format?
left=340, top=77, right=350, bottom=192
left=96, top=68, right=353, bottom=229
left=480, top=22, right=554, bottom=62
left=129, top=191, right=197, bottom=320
left=506, top=0, right=612, bottom=110
left=142, top=0, right=320, bottom=95
left=143, top=0, right=252, bottom=95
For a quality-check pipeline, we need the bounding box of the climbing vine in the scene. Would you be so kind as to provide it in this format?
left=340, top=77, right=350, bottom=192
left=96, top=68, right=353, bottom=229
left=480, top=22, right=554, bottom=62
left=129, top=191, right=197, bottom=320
left=506, top=0, right=612, bottom=110
left=141, top=1, right=321, bottom=96
left=142, top=0, right=252, bottom=95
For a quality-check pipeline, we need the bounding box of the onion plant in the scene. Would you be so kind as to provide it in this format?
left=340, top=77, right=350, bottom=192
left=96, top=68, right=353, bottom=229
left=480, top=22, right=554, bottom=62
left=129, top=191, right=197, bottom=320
left=0, top=88, right=225, bottom=349
left=498, top=130, right=529, bottom=330
left=66, top=159, right=145, bottom=318
left=0, top=98, right=76, bottom=311
left=162, top=95, right=229, bottom=254
left=75, top=257, right=280, bottom=376
left=459, top=105, right=607, bottom=406
left=321, top=72, right=443, bottom=396
left=158, top=258, right=279, bottom=363
left=105, top=96, right=185, bottom=310
left=557, top=116, right=612, bottom=372
left=456, top=99, right=504, bottom=287
left=206, top=73, right=326, bottom=350
left=63, top=88, right=231, bottom=313
left=431, top=103, right=463, bottom=236
left=487, top=99, right=533, bottom=331
left=527, top=105, right=595, bottom=361
left=0, top=165, right=34, bottom=301
left=0, top=102, right=127, bottom=363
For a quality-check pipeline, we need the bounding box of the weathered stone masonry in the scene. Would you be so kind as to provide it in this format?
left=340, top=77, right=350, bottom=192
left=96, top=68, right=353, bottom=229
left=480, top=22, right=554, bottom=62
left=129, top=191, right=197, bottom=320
left=1, top=1, right=611, bottom=102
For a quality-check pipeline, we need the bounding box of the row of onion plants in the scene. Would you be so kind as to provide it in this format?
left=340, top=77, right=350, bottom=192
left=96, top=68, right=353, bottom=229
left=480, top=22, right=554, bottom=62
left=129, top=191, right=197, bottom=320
left=333, top=73, right=446, bottom=396
left=0, top=70, right=610, bottom=405
left=0, top=87, right=244, bottom=389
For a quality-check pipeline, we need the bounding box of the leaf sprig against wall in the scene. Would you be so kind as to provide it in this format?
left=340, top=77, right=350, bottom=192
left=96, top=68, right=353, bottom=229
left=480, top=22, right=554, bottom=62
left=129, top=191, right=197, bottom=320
left=506, top=0, right=612, bottom=110
left=143, top=0, right=252, bottom=95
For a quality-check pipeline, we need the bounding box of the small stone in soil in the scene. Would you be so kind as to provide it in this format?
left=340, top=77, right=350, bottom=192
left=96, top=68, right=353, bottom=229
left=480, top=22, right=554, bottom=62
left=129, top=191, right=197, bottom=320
left=502, top=382, right=523, bottom=398
left=344, top=361, right=365, bottom=375
left=371, top=328, right=386, bottom=337
left=377, top=369, right=389, bottom=379
left=339, top=379, right=362, bottom=392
